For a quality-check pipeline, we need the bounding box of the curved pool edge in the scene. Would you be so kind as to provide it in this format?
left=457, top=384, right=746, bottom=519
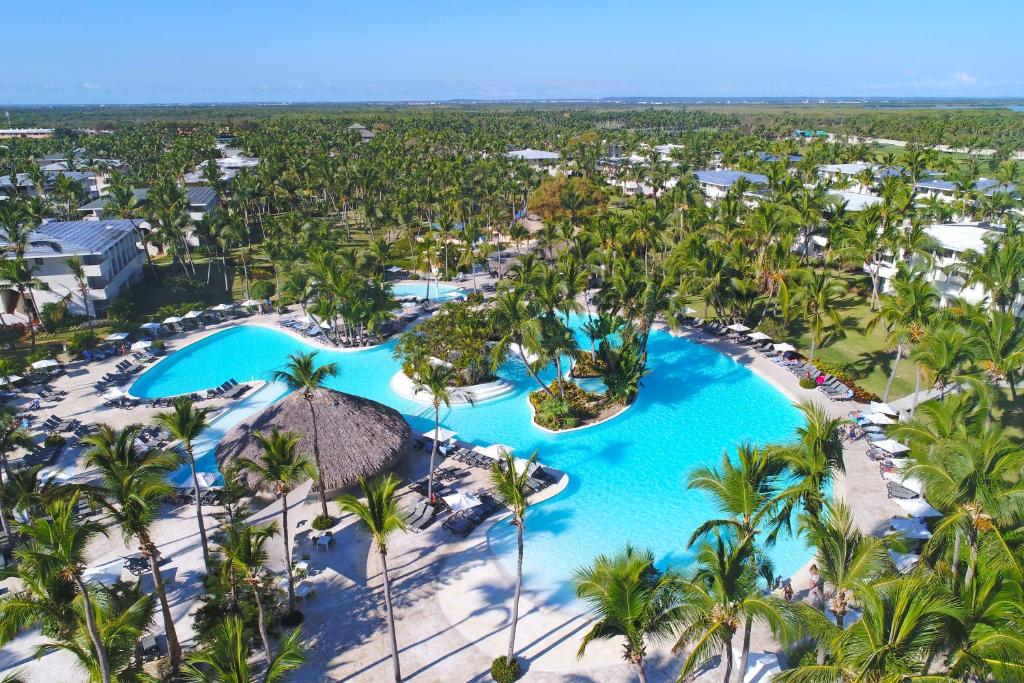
left=526, top=391, right=633, bottom=435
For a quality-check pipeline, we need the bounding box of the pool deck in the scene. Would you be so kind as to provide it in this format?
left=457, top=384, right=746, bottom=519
left=2, top=302, right=904, bottom=682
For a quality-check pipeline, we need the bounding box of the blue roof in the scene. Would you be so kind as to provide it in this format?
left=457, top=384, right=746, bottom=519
left=79, top=188, right=149, bottom=212
left=695, top=169, right=768, bottom=187
left=915, top=177, right=1018, bottom=196
left=4, top=220, right=139, bottom=258
left=187, top=185, right=218, bottom=207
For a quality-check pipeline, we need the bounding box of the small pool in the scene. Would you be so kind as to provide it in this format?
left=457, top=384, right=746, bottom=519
left=391, top=281, right=466, bottom=301
left=131, top=321, right=806, bottom=602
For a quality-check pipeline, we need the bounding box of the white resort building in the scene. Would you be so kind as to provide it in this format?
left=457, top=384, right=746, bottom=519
left=1, top=219, right=146, bottom=317
left=694, top=169, right=768, bottom=201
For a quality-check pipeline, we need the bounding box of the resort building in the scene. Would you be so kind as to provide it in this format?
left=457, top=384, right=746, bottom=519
left=868, top=222, right=1022, bottom=314
left=184, top=153, right=260, bottom=185
left=914, top=177, right=1019, bottom=203
left=506, top=148, right=561, bottom=169
left=0, top=128, right=52, bottom=138
left=0, top=219, right=146, bottom=317
left=79, top=186, right=218, bottom=221
left=348, top=123, right=376, bottom=142
left=0, top=170, right=101, bottom=199
left=653, top=143, right=684, bottom=160
left=693, top=168, right=769, bottom=201
left=817, top=162, right=903, bottom=194
left=827, top=189, right=884, bottom=212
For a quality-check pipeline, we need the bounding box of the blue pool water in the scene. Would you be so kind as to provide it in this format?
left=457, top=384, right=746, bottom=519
left=391, top=281, right=466, bottom=301
left=131, top=322, right=805, bottom=601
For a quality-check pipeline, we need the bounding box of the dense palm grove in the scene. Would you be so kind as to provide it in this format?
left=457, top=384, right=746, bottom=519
left=0, top=107, right=1022, bottom=681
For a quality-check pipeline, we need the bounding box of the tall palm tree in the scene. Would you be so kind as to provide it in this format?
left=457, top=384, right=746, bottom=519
left=64, top=256, right=93, bottom=329
left=83, top=425, right=183, bottom=671
left=182, top=615, right=306, bottom=683
left=239, top=429, right=314, bottom=615
left=14, top=494, right=112, bottom=683
left=673, top=533, right=793, bottom=683
left=794, top=268, right=845, bottom=364
left=771, top=401, right=846, bottom=524
left=272, top=351, right=338, bottom=520
left=489, top=286, right=555, bottom=398
left=337, top=475, right=407, bottom=683
left=776, top=577, right=962, bottom=683
left=153, top=398, right=213, bottom=573
left=221, top=522, right=279, bottom=665
left=0, top=409, right=35, bottom=543
left=490, top=449, right=537, bottom=670
left=573, top=545, right=681, bottom=683
left=910, top=324, right=977, bottom=410
left=411, top=360, right=456, bottom=502
left=0, top=257, right=50, bottom=349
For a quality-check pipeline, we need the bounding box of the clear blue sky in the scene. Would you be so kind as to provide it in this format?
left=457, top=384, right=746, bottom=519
left=4, top=0, right=1022, bottom=104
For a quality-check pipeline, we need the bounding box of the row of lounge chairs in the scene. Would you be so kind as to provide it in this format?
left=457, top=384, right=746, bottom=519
left=780, top=361, right=854, bottom=401
left=206, top=378, right=241, bottom=398
left=442, top=491, right=504, bottom=537
left=277, top=318, right=382, bottom=348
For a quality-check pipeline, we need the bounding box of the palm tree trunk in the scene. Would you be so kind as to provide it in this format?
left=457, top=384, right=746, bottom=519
left=722, top=641, right=734, bottom=683
left=911, top=365, right=923, bottom=416
left=281, top=494, right=296, bottom=613
left=428, top=406, right=439, bottom=502
left=507, top=519, right=524, bottom=662
left=253, top=587, right=273, bottom=666
left=882, top=346, right=902, bottom=402
left=380, top=549, right=402, bottom=682
left=73, top=575, right=112, bottom=683
left=516, top=342, right=556, bottom=399
left=146, top=542, right=182, bottom=670
left=633, top=657, right=649, bottom=683
left=307, top=398, right=330, bottom=519
left=739, top=616, right=753, bottom=683
left=188, top=454, right=211, bottom=573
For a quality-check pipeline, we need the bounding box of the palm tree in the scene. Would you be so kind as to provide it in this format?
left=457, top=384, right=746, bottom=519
left=411, top=360, right=456, bottom=502
left=0, top=257, right=50, bottom=349
left=489, top=286, right=555, bottom=398
left=794, top=268, right=845, bottom=364
left=775, top=577, right=962, bottom=683
left=771, top=401, right=846, bottom=523
left=14, top=494, right=112, bottom=683
left=799, top=499, right=892, bottom=628
left=0, top=409, right=36, bottom=542
left=910, top=324, right=977, bottom=410
left=64, top=256, right=93, bottom=329
left=272, top=351, right=338, bottom=520
left=153, top=398, right=214, bottom=573
left=337, top=475, right=407, bottom=683
left=673, top=532, right=793, bottom=683
left=490, top=449, right=537, bottom=670
left=221, top=522, right=279, bottom=665
left=573, top=545, right=681, bottom=683
left=239, top=428, right=314, bottom=615
left=182, top=615, right=306, bottom=683
left=83, top=425, right=183, bottom=671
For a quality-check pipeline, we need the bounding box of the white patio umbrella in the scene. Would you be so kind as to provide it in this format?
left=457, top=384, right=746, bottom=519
left=1, top=375, right=23, bottom=385
left=240, top=299, right=261, bottom=307
left=31, top=359, right=59, bottom=370
left=747, top=332, right=772, bottom=341
left=726, top=323, right=750, bottom=332
left=895, top=497, right=942, bottom=518
left=869, top=401, right=898, bottom=416
left=38, top=466, right=75, bottom=483
left=474, top=443, right=513, bottom=459
left=210, top=303, right=235, bottom=311
left=422, top=427, right=457, bottom=443
left=866, top=412, right=896, bottom=426
left=873, top=438, right=909, bottom=455
left=194, top=471, right=222, bottom=490
left=83, top=560, right=124, bottom=585
left=102, top=388, right=126, bottom=400
left=182, top=310, right=203, bottom=319
left=139, top=322, right=161, bottom=331
left=105, top=331, right=130, bottom=341
left=772, top=343, right=796, bottom=352
left=684, top=306, right=699, bottom=315
left=442, top=491, right=482, bottom=513
left=130, top=340, right=152, bottom=351
left=162, top=316, right=183, bottom=325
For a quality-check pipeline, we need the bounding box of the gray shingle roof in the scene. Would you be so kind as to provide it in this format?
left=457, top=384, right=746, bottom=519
left=695, top=169, right=768, bottom=187
left=79, top=188, right=149, bottom=212
left=187, top=185, right=218, bottom=207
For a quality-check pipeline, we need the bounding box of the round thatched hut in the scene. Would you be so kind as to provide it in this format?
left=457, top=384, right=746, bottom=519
left=216, top=387, right=411, bottom=493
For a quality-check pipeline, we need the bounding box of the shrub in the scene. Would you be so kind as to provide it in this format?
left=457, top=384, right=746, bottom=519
left=44, top=433, right=66, bottom=448
left=67, top=331, right=99, bottom=359
left=250, top=280, right=274, bottom=300
left=570, top=351, right=602, bottom=378
left=756, top=319, right=787, bottom=343
left=0, top=325, right=27, bottom=349
left=27, top=348, right=57, bottom=364
left=312, top=514, right=334, bottom=531
left=529, top=380, right=600, bottom=430
left=164, top=275, right=206, bottom=296
left=280, top=609, right=304, bottom=627
left=106, top=295, right=137, bottom=324
left=490, top=655, right=520, bottom=683
left=799, top=377, right=817, bottom=389
left=151, top=339, right=167, bottom=352
left=813, top=360, right=879, bottom=403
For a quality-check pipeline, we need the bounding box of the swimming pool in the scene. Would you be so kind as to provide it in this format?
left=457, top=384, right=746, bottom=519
left=391, top=281, right=466, bottom=301
left=131, top=322, right=805, bottom=601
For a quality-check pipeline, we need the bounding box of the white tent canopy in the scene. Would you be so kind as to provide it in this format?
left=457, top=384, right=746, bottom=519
left=31, top=359, right=59, bottom=370
left=726, top=323, right=750, bottom=332
left=443, top=490, right=482, bottom=513
left=182, top=310, right=203, bottom=319
left=772, top=343, right=796, bottom=352
left=869, top=401, right=898, bottom=416
left=873, top=439, right=909, bottom=455
left=162, top=316, right=183, bottom=324
left=1, top=375, right=23, bottom=385
left=747, top=332, right=772, bottom=341
left=105, top=331, right=130, bottom=341
left=422, top=427, right=457, bottom=443
left=139, top=322, right=161, bottom=330
left=210, top=303, right=235, bottom=311
left=130, top=340, right=152, bottom=351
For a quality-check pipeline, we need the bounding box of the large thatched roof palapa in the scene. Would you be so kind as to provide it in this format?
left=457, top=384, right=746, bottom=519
left=216, top=388, right=411, bottom=493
